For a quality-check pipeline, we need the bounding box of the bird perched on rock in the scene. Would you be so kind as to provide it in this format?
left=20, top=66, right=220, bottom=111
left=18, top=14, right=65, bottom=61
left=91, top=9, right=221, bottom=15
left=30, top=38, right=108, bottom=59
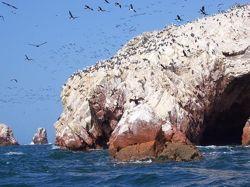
left=129, top=97, right=144, bottom=105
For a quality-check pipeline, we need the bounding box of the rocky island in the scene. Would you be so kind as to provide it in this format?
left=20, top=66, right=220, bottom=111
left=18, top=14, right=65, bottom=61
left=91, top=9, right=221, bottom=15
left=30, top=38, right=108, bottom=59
left=0, top=123, right=18, bottom=146
left=54, top=5, right=250, bottom=161
left=31, top=128, right=48, bottom=145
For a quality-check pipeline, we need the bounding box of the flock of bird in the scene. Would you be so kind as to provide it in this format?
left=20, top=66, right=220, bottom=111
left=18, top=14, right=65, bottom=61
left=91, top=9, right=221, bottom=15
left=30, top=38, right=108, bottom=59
left=0, top=0, right=229, bottom=101
left=69, top=1, right=137, bottom=19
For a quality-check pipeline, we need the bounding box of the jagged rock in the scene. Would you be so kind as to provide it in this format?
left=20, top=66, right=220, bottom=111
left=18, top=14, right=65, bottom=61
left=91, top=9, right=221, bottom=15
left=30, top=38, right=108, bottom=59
left=54, top=5, right=250, bottom=161
left=0, top=123, right=18, bottom=146
left=32, top=128, right=48, bottom=145
left=242, top=119, right=250, bottom=145
left=157, top=142, right=202, bottom=162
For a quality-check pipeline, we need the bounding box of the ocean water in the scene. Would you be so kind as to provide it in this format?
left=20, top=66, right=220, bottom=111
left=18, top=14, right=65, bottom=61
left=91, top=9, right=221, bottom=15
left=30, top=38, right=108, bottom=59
left=0, top=145, right=249, bottom=186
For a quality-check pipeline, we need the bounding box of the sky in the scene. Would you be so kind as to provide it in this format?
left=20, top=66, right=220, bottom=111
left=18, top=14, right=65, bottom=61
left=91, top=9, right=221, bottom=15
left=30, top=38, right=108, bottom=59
left=0, top=0, right=249, bottom=144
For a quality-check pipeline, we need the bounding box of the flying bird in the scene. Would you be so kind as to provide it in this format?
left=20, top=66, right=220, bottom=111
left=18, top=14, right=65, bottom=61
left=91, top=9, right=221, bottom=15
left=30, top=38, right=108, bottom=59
left=85, top=5, right=94, bottom=11
left=10, top=79, right=18, bottom=83
left=200, top=6, right=207, bottom=15
left=1, top=1, right=18, bottom=9
left=0, top=15, right=4, bottom=21
left=104, top=0, right=110, bottom=3
left=25, top=55, right=33, bottom=61
left=115, top=2, right=121, bottom=8
left=28, top=42, right=47, bottom=48
left=129, top=4, right=136, bottom=12
left=98, top=6, right=106, bottom=12
left=69, top=10, right=78, bottom=19
left=175, top=15, right=183, bottom=21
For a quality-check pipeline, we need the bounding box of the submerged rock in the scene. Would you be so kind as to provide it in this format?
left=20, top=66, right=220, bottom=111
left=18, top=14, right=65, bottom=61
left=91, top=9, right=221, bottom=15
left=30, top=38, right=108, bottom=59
left=32, top=128, right=48, bottom=145
left=242, top=119, right=250, bottom=145
left=0, top=123, right=18, bottom=146
left=54, top=5, right=250, bottom=161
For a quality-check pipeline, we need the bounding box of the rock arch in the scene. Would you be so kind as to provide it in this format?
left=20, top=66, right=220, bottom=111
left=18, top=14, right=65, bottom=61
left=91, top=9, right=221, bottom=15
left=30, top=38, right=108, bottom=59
left=200, top=74, right=250, bottom=145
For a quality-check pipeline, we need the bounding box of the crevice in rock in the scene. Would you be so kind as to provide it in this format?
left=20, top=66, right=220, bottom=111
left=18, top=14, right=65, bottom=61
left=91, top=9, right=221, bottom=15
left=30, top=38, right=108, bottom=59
left=200, top=74, right=250, bottom=145
left=222, top=46, right=249, bottom=57
left=89, top=88, right=125, bottom=149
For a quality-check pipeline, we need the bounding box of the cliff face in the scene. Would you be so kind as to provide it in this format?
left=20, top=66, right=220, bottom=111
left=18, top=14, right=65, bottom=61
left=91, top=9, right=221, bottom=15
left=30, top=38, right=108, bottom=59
left=0, top=123, right=18, bottom=146
left=54, top=5, right=250, bottom=159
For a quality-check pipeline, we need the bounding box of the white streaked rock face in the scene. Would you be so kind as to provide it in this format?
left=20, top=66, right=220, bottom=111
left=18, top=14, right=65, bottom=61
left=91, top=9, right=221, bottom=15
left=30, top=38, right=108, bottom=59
left=31, top=128, right=48, bottom=145
left=0, top=123, right=18, bottom=146
left=54, top=5, right=250, bottom=150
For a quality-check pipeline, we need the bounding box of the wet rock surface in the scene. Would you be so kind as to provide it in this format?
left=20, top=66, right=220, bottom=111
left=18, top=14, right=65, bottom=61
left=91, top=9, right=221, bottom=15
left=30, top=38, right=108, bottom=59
left=242, top=119, right=250, bottom=145
left=0, top=123, right=18, bottom=146
left=54, top=5, right=250, bottom=161
left=32, top=128, right=48, bottom=145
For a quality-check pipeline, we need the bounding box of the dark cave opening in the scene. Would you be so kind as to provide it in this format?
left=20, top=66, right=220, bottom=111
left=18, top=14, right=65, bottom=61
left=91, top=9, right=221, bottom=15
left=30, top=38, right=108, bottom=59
left=200, top=74, right=250, bottom=145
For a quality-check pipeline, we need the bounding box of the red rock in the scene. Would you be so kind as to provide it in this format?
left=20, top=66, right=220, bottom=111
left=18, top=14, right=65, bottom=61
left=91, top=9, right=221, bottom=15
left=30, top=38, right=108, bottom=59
left=113, top=141, right=159, bottom=161
left=242, top=119, right=250, bottom=145
left=171, top=130, right=190, bottom=144
left=108, top=105, right=164, bottom=155
left=32, top=128, right=48, bottom=145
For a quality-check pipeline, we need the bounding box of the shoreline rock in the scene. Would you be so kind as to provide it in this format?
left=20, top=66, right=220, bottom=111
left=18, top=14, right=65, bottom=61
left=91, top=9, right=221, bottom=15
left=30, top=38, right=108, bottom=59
left=32, top=128, right=48, bottom=145
left=0, top=123, right=18, bottom=146
left=54, top=5, right=250, bottom=161
left=242, top=119, right=250, bottom=145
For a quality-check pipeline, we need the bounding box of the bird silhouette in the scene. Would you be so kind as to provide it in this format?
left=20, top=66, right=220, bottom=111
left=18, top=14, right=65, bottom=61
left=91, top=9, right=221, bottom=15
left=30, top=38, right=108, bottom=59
left=129, top=4, right=136, bottom=12
left=98, top=6, right=106, bottom=12
left=25, top=55, right=33, bottom=61
left=0, top=15, right=4, bottom=21
left=183, top=50, right=188, bottom=57
left=129, top=97, right=144, bottom=105
left=28, top=42, right=47, bottom=48
left=200, top=6, right=207, bottom=15
left=175, top=15, right=183, bottom=21
left=85, top=5, right=94, bottom=11
left=1, top=1, right=18, bottom=9
left=104, top=0, right=110, bottom=3
left=10, top=79, right=18, bottom=83
left=115, top=2, right=122, bottom=8
left=69, top=10, right=78, bottom=19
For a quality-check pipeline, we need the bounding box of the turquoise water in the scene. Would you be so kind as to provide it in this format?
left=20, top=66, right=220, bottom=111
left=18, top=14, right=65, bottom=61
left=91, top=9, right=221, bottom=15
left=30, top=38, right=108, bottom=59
left=0, top=145, right=249, bottom=186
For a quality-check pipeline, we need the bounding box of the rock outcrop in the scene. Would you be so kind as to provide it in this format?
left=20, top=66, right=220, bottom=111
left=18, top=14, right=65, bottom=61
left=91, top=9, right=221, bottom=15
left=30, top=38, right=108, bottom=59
left=242, top=119, right=250, bottom=145
left=0, top=123, right=18, bottom=146
left=32, top=128, right=48, bottom=145
left=54, top=5, right=250, bottom=161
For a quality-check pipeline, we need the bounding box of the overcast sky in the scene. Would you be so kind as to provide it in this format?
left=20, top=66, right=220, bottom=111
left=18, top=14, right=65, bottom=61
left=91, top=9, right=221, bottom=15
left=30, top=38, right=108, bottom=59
left=0, top=0, right=248, bottom=144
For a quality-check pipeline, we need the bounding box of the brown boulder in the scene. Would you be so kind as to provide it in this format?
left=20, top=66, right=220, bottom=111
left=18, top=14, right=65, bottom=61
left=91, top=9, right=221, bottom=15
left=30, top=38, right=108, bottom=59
left=157, top=142, right=202, bottom=162
left=0, top=123, right=18, bottom=146
left=114, top=141, right=160, bottom=161
left=111, top=130, right=202, bottom=162
left=242, top=119, right=250, bottom=145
